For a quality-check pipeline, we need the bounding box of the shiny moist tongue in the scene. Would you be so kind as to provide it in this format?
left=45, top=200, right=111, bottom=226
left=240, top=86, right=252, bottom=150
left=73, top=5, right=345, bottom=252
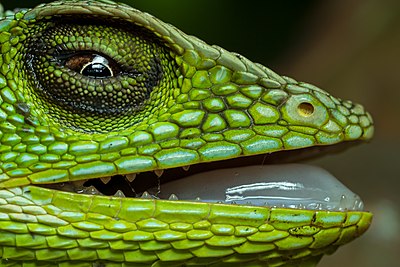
left=158, top=164, right=364, bottom=211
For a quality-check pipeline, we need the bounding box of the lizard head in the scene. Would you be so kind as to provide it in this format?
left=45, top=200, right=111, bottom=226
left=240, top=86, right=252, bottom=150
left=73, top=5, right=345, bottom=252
left=0, top=1, right=374, bottom=265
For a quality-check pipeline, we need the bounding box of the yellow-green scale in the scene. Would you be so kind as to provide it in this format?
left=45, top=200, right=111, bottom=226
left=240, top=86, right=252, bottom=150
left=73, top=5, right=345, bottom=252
left=0, top=0, right=374, bottom=266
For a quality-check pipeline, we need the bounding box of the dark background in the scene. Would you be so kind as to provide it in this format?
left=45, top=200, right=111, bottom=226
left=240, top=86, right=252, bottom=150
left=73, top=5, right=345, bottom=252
left=2, top=1, right=400, bottom=266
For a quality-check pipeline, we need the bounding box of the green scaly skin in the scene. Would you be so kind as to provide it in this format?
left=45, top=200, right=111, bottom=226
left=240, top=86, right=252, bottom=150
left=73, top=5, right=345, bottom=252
left=0, top=1, right=374, bottom=266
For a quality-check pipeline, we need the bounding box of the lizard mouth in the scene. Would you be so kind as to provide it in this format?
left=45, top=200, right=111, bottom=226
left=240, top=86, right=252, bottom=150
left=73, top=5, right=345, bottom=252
left=157, top=164, right=363, bottom=211
left=40, top=142, right=364, bottom=212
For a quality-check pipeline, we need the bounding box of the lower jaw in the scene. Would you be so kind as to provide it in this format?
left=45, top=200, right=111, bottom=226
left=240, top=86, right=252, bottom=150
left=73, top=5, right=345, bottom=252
left=4, top=174, right=371, bottom=265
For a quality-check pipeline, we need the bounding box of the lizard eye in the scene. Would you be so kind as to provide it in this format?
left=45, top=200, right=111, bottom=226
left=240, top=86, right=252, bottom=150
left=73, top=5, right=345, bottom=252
left=24, top=18, right=175, bottom=133
left=65, top=53, right=118, bottom=78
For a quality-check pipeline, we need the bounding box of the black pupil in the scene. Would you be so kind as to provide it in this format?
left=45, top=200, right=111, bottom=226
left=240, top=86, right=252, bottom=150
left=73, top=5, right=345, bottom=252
left=81, top=56, right=113, bottom=78
left=81, top=62, right=112, bottom=78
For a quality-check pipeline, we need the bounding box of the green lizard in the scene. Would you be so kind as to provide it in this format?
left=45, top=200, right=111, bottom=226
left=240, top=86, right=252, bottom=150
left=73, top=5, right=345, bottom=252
left=0, top=1, right=374, bottom=266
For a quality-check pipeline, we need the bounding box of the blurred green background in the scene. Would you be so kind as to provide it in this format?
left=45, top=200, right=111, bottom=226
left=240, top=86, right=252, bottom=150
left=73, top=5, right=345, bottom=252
left=2, top=0, right=400, bottom=266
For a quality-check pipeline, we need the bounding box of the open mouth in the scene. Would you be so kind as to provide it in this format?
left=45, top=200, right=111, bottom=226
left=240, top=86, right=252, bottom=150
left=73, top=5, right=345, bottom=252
left=40, top=142, right=364, bottom=212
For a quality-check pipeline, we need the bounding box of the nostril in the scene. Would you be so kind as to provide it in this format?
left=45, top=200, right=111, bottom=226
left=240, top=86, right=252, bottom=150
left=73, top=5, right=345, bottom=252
left=297, top=102, right=315, bottom=117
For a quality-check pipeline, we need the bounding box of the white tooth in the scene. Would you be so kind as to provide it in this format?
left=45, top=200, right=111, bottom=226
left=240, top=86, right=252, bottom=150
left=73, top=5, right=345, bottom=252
left=114, top=190, right=125, bottom=198
left=73, top=180, right=86, bottom=193
left=141, top=191, right=152, bottom=199
left=168, top=194, right=178, bottom=200
left=86, top=186, right=100, bottom=195
left=100, top=177, right=112, bottom=184
left=182, top=165, right=190, bottom=171
left=126, top=173, right=136, bottom=182
left=154, top=170, right=164, bottom=177
left=76, top=189, right=84, bottom=194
